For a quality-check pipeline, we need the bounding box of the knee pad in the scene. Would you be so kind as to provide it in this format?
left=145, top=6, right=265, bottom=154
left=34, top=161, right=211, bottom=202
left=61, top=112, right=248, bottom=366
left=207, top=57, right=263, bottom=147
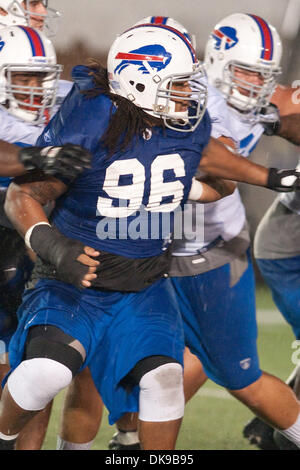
left=25, top=325, right=85, bottom=376
left=7, top=358, right=73, bottom=411
left=138, top=362, right=184, bottom=422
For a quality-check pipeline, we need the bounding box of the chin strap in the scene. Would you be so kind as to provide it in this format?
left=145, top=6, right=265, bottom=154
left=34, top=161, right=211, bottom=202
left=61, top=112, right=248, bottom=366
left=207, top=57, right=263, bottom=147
left=7, top=99, right=40, bottom=123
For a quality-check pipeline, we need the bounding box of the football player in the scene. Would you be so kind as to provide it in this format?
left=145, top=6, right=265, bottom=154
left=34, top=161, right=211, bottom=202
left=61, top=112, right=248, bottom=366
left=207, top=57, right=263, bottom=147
left=203, top=13, right=300, bottom=449
left=0, top=0, right=72, bottom=108
left=174, top=12, right=300, bottom=451
left=0, top=0, right=86, bottom=453
left=105, top=15, right=300, bottom=451
left=0, top=23, right=295, bottom=451
left=0, top=25, right=90, bottom=451
left=0, top=0, right=60, bottom=36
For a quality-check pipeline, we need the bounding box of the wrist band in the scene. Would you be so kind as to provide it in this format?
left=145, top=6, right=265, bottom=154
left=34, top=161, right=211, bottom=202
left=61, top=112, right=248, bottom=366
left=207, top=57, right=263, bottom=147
left=188, top=178, right=203, bottom=201
left=24, top=222, right=51, bottom=250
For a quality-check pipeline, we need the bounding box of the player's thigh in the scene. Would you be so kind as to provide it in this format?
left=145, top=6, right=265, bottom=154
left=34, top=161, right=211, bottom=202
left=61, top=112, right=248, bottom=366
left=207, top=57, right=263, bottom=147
left=88, top=277, right=185, bottom=424
left=257, top=256, right=300, bottom=338
left=172, top=252, right=260, bottom=389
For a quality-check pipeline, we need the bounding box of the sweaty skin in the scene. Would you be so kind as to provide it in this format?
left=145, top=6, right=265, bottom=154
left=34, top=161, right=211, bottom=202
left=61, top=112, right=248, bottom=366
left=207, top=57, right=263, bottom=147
left=4, top=174, right=99, bottom=288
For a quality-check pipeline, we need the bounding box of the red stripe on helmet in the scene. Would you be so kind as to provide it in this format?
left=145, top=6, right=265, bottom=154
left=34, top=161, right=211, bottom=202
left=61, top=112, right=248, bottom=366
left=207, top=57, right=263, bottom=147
left=250, top=15, right=273, bottom=61
left=19, top=26, right=45, bottom=56
left=115, top=52, right=164, bottom=61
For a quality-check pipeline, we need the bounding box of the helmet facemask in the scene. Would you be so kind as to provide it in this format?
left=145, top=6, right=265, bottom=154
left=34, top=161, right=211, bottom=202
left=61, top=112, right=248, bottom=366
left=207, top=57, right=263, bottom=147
left=1, top=63, right=61, bottom=123
left=7, top=1, right=60, bottom=37
left=221, top=61, right=281, bottom=114
left=154, top=65, right=208, bottom=131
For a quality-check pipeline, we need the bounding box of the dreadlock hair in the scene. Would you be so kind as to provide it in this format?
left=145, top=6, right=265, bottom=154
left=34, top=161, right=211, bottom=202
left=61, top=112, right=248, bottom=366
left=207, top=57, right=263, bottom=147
left=82, top=59, right=164, bottom=157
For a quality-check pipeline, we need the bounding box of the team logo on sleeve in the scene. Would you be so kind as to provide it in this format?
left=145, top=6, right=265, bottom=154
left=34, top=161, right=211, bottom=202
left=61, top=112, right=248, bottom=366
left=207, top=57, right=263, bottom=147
left=114, top=45, right=172, bottom=74
left=212, top=27, right=239, bottom=51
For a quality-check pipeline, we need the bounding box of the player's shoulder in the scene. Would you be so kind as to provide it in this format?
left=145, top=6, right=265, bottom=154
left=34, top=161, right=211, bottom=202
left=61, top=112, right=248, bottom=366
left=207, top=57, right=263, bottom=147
left=51, top=79, right=75, bottom=115
left=207, top=84, right=226, bottom=104
left=227, top=105, right=260, bottom=130
left=38, top=66, right=112, bottom=148
left=58, top=79, right=73, bottom=98
left=0, top=108, right=42, bottom=144
left=61, top=65, right=112, bottom=114
left=0, top=106, right=8, bottom=128
left=56, top=66, right=111, bottom=120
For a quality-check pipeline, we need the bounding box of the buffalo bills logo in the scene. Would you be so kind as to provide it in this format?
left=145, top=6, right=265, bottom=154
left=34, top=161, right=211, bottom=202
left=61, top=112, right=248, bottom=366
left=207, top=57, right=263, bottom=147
left=114, top=45, right=172, bottom=74
left=212, top=27, right=239, bottom=51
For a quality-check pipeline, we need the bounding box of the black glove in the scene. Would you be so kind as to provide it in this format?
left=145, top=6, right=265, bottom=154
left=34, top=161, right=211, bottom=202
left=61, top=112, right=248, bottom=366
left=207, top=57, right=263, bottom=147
left=267, top=168, right=300, bottom=192
left=29, top=224, right=91, bottom=289
left=18, top=144, right=92, bottom=180
left=259, top=104, right=281, bottom=136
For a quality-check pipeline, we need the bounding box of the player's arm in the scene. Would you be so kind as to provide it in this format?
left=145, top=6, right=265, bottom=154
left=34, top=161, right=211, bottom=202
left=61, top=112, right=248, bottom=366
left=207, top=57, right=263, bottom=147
left=0, top=141, right=91, bottom=178
left=5, top=174, right=99, bottom=288
left=271, top=84, right=300, bottom=116
left=189, top=135, right=237, bottom=202
left=199, top=137, right=300, bottom=191
left=5, top=172, right=67, bottom=233
left=260, top=85, right=300, bottom=145
left=0, top=140, right=30, bottom=176
left=275, top=114, right=300, bottom=146
left=188, top=176, right=236, bottom=202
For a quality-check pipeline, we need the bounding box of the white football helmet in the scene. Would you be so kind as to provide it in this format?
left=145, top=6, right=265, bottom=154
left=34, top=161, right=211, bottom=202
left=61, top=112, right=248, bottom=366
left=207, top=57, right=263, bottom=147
left=134, top=16, right=196, bottom=49
left=204, top=13, right=282, bottom=115
left=0, top=1, right=60, bottom=37
left=107, top=24, right=207, bottom=132
left=0, top=25, right=61, bottom=123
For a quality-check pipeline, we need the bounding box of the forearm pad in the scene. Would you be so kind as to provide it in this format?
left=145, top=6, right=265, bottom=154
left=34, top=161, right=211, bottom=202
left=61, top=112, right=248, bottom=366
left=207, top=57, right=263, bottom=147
left=29, top=224, right=89, bottom=288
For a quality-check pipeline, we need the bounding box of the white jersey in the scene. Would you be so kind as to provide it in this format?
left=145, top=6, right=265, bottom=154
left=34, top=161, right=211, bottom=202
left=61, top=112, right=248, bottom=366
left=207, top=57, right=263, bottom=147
left=0, top=106, right=43, bottom=146
left=228, top=108, right=265, bottom=158
left=172, top=87, right=265, bottom=256
left=53, top=79, right=73, bottom=115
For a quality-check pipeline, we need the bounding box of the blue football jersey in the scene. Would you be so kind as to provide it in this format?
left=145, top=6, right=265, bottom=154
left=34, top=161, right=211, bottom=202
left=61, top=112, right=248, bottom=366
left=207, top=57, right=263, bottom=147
left=37, top=66, right=211, bottom=258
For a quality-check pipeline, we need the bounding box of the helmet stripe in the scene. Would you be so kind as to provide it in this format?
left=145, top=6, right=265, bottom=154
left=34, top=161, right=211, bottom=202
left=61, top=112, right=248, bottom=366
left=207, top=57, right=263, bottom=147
left=150, top=16, right=168, bottom=25
left=18, top=26, right=45, bottom=57
left=115, top=52, right=164, bottom=62
left=248, top=14, right=273, bottom=61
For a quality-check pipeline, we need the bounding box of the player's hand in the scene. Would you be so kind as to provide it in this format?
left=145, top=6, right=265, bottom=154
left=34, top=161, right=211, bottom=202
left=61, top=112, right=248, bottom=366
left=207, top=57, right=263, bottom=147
left=267, top=167, right=300, bottom=192
left=28, top=224, right=100, bottom=289
left=77, top=246, right=100, bottom=288
left=259, top=104, right=281, bottom=136
left=18, top=144, right=92, bottom=180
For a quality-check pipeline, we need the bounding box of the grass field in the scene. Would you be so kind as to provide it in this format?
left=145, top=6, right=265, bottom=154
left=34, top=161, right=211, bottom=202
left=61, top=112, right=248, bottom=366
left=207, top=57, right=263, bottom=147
left=41, top=284, right=296, bottom=451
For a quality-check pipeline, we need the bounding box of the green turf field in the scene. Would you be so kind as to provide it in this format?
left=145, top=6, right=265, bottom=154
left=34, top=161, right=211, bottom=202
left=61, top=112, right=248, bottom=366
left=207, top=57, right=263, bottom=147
left=42, top=284, right=297, bottom=450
